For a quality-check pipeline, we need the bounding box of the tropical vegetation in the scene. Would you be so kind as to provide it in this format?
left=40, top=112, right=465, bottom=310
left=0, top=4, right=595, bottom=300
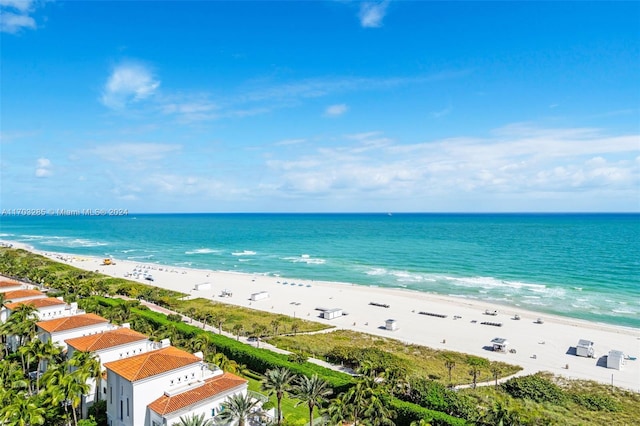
left=2, top=247, right=640, bottom=426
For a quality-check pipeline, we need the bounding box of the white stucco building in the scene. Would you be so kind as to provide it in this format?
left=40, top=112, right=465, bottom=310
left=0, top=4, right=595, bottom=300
left=2, top=289, right=46, bottom=303
left=37, top=313, right=114, bottom=350
left=104, top=345, right=248, bottom=426
left=2, top=297, right=82, bottom=322
left=0, top=280, right=25, bottom=293
left=65, top=326, right=155, bottom=416
left=147, top=371, right=249, bottom=426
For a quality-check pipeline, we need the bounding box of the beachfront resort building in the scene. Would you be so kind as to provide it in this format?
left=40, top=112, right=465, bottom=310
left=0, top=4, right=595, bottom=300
left=65, top=326, right=153, bottom=415
left=37, top=313, right=113, bottom=350
left=1, top=288, right=46, bottom=303
left=0, top=280, right=25, bottom=293
left=2, top=297, right=82, bottom=322
left=104, top=346, right=251, bottom=426
left=0, top=276, right=270, bottom=426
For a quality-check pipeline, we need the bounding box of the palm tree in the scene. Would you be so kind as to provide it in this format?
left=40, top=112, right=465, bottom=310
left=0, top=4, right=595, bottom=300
left=253, top=325, right=268, bottom=348
left=187, top=307, right=197, bottom=324
left=293, top=374, right=332, bottom=426
left=172, top=412, right=214, bottom=426
left=467, top=356, right=488, bottom=389
left=201, top=313, right=213, bottom=330
left=290, top=323, right=300, bottom=336
left=270, top=319, right=281, bottom=337
left=261, top=367, right=294, bottom=425
left=210, top=353, right=240, bottom=374
left=69, top=350, right=102, bottom=405
left=216, top=392, right=260, bottom=426
left=325, top=394, right=352, bottom=425
left=0, top=391, right=46, bottom=425
left=444, top=359, right=456, bottom=385
left=35, top=340, right=61, bottom=393
left=186, top=334, right=211, bottom=355
left=3, top=303, right=38, bottom=349
left=213, top=315, right=225, bottom=335
left=232, top=324, right=244, bottom=341
left=60, top=369, right=90, bottom=426
left=490, top=363, right=502, bottom=388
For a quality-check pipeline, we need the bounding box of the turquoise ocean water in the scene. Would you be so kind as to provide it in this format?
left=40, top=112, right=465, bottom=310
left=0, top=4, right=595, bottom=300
left=0, top=213, right=638, bottom=328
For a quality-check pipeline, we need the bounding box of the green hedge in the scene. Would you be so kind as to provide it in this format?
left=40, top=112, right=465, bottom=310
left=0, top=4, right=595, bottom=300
left=391, top=399, right=469, bottom=426
left=95, top=297, right=354, bottom=393
left=95, top=297, right=467, bottom=425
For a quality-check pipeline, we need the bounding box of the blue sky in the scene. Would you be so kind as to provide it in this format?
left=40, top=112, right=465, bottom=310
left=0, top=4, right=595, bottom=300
left=1, top=1, right=639, bottom=213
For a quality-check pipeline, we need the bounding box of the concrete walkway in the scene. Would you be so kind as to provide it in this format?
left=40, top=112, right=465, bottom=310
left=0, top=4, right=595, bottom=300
left=128, top=297, right=356, bottom=375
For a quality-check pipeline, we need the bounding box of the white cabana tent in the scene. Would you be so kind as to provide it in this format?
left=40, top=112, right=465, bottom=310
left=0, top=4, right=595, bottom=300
left=576, top=339, right=595, bottom=358
left=250, top=291, right=269, bottom=301
left=194, top=282, right=211, bottom=291
left=321, top=308, right=343, bottom=320
left=607, top=350, right=625, bottom=370
left=491, top=337, right=509, bottom=352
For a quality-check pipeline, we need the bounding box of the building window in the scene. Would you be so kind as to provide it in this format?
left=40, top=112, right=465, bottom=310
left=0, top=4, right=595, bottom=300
left=109, top=386, right=112, bottom=404
left=120, top=400, right=123, bottom=420
left=127, top=398, right=129, bottom=417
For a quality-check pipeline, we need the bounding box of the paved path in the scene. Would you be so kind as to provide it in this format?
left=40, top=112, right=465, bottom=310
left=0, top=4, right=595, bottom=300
left=124, top=296, right=356, bottom=375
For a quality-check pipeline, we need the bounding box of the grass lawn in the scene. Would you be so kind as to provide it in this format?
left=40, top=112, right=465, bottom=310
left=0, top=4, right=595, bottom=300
left=268, top=329, right=522, bottom=386
left=175, top=297, right=332, bottom=336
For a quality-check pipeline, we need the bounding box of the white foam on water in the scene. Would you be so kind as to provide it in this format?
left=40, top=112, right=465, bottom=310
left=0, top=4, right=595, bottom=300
left=365, top=268, right=388, bottom=276
left=283, top=255, right=326, bottom=265
left=231, top=250, right=256, bottom=256
left=185, top=248, right=220, bottom=255
left=41, top=238, right=108, bottom=248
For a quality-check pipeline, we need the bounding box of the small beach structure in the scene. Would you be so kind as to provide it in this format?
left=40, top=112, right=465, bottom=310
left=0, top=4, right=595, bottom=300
left=220, top=289, right=233, bottom=297
left=607, top=350, right=625, bottom=370
left=321, top=308, right=343, bottom=320
left=491, top=337, right=509, bottom=352
left=250, top=291, right=269, bottom=301
left=576, top=339, right=595, bottom=358
left=194, top=282, right=211, bottom=291
left=385, top=319, right=398, bottom=331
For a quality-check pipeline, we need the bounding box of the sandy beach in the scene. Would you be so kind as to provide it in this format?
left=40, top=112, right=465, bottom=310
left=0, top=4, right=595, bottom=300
left=7, top=242, right=640, bottom=391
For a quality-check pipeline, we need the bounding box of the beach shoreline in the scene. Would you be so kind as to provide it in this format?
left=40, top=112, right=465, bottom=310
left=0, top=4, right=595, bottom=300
left=4, top=240, right=640, bottom=391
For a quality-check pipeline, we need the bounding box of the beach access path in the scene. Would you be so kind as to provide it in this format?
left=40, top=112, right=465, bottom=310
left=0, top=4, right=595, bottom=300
left=11, top=243, right=640, bottom=392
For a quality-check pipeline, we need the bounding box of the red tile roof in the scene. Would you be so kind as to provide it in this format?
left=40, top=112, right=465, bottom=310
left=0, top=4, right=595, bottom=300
left=0, top=281, right=22, bottom=289
left=66, top=328, right=148, bottom=352
left=148, top=372, right=247, bottom=415
left=37, top=313, right=109, bottom=333
left=2, top=289, right=44, bottom=301
left=5, top=297, right=67, bottom=311
left=104, top=346, right=200, bottom=382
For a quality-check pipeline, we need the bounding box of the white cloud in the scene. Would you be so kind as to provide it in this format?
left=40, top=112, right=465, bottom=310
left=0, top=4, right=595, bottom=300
left=89, top=143, right=181, bottom=164
left=0, top=0, right=42, bottom=34
left=274, top=138, right=306, bottom=146
left=325, top=104, right=348, bottom=116
left=264, top=125, right=640, bottom=203
left=358, top=1, right=390, bottom=28
left=35, top=157, right=52, bottom=177
left=430, top=105, right=452, bottom=118
left=101, top=63, right=160, bottom=109
left=0, top=0, right=33, bottom=12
